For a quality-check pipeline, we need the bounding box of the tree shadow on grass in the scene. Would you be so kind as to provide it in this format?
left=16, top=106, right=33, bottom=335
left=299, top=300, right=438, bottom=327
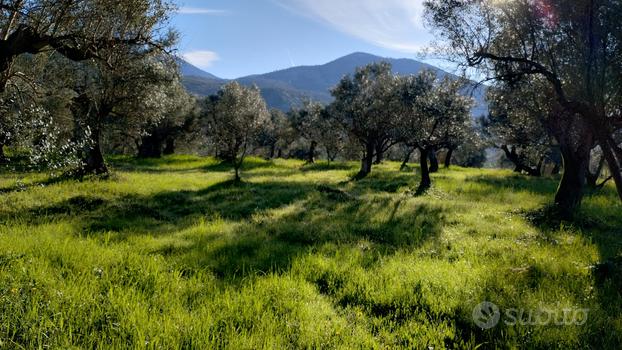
left=427, top=198, right=622, bottom=349
left=523, top=202, right=622, bottom=258
left=108, top=156, right=209, bottom=173
left=519, top=198, right=622, bottom=348
left=108, top=156, right=287, bottom=174
left=16, top=177, right=446, bottom=284
left=0, top=155, right=33, bottom=174
left=201, top=158, right=290, bottom=173
left=87, top=180, right=317, bottom=235
left=347, top=171, right=416, bottom=194
left=464, top=174, right=559, bottom=196
left=3, top=180, right=316, bottom=236
left=0, top=176, right=73, bottom=194
left=300, top=162, right=356, bottom=172
left=175, top=192, right=446, bottom=282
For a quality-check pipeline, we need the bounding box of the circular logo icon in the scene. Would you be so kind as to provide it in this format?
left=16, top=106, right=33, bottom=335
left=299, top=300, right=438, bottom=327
left=472, top=301, right=500, bottom=329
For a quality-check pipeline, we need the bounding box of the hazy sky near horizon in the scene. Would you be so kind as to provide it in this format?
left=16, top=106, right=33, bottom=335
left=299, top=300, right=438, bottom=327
left=171, top=0, right=437, bottom=79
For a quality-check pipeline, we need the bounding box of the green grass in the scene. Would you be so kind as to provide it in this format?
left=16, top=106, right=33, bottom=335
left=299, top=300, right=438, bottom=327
left=0, top=155, right=621, bottom=349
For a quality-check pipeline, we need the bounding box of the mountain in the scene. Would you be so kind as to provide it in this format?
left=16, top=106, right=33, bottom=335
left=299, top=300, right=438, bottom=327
left=242, top=52, right=443, bottom=101
left=177, top=58, right=222, bottom=80
left=179, top=52, right=487, bottom=115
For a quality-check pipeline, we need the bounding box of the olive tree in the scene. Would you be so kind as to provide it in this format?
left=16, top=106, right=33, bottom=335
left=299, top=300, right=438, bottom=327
left=331, top=62, right=399, bottom=178
left=485, top=82, right=557, bottom=176
left=291, top=101, right=346, bottom=164
left=258, top=109, right=294, bottom=159
left=0, top=87, right=26, bottom=162
left=0, top=0, right=177, bottom=175
left=2, top=54, right=89, bottom=173
left=396, top=71, right=473, bottom=193
left=290, top=101, right=323, bottom=164
left=320, top=106, right=347, bottom=164
left=68, top=53, right=179, bottom=174
left=0, top=0, right=176, bottom=93
left=137, top=80, right=198, bottom=158
left=424, top=0, right=622, bottom=215
left=203, top=82, right=270, bottom=182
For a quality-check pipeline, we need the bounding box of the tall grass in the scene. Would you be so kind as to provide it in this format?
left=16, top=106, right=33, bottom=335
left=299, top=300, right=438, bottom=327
left=0, top=155, right=620, bottom=349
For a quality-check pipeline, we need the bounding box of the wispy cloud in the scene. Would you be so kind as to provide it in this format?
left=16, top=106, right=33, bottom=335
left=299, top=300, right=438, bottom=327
left=182, top=51, right=220, bottom=69
left=177, top=7, right=228, bottom=15
left=274, top=0, right=431, bottom=53
left=286, top=49, right=296, bottom=67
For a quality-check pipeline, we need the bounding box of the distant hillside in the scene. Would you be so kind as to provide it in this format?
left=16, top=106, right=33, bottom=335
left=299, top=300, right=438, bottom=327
left=179, top=52, right=487, bottom=116
left=246, top=52, right=442, bottom=100
left=177, top=58, right=222, bottom=80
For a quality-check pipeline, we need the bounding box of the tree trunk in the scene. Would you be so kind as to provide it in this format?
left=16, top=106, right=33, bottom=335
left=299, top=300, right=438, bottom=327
left=356, top=141, right=375, bottom=179
left=268, top=143, right=276, bottom=159
left=586, top=153, right=605, bottom=189
left=0, top=142, right=6, bottom=163
left=417, top=147, right=431, bottom=193
left=552, top=162, right=561, bottom=175
left=374, top=142, right=384, bottom=164
left=234, top=165, right=241, bottom=182
left=444, top=148, right=454, bottom=168
left=163, top=137, right=175, bottom=155
left=595, top=130, right=622, bottom=202
left=327, top=149, right=337, bottom=162
left=400, top=146, right=416, bottom=170
left=428, top=148, right=439, bottom=173
left=277, top=148, right=283, bottom=158
left=501, top=145, right=541, bottom=176
left=83, top=129, right=108, bottom=175
left=232, top=143, right=244, bottom=183
left=536, top=156, right=545, bottom=176
left=554, top=142, right=590, bottom=218
left=307, top=141, right=317, bottom=164
left=138, top=134, right=163, bottom=158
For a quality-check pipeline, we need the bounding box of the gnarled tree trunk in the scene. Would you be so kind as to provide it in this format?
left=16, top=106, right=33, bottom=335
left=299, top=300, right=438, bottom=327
left=586, top=152, right=605, bottom=189
left=428, top=148, right=439, bottom=173
left=326, top=148, right=337, bottom=165
left=163, top=137, right=175, bottom=155
left=400, top=146, right=416, bottom=170
left=444, top=148, right=454, bottom=168
left=593, top=124, right=622, bottom=202
left=374, top=141, right=384, bottom=164
left=268, top=142, right=276, bottom=159
left=307, top=141, right=317, bottom=164
left=138, top=133, right=163, bottom=158
left=536, top=156, right=545, bottom=176
left=500, top=145, right=541, bottom=176
left=356, top=141, right=375, bottom=179
left=0, top=142, right=6, bottom=163
left=82, top=128, right=108, bottom=175
left=555, top=141, right=590, bottom=218
left=552, top=162, right=561, bottom=175
left=417, top=147, right=431, bottom=193
left=546, top=110, right=595, bottom=217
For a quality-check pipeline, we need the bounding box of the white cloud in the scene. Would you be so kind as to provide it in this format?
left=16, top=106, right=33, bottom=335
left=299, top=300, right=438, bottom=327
left=274, top=0, right=432, bottom=53
left=182, top=51, right=220, bottom=69
left=177, top=7, right=227, bottom=15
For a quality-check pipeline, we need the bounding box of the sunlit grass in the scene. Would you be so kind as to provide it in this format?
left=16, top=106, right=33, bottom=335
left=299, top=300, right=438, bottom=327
left=0, top=155, right=620, bottom=348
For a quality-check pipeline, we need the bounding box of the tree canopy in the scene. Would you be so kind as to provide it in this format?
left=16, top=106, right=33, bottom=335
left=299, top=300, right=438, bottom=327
left=203, top=82, right=270, bottom=181
left=424, top=0, right=622, bottom=215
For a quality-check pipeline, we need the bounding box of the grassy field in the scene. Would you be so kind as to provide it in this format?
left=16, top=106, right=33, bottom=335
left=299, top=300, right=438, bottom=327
left=0, top=155, right=621, bottom=349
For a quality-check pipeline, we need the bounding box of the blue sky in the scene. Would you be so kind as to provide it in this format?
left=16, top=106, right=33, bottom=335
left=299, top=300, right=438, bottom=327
left=171, top=0, right=438, bottom=79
